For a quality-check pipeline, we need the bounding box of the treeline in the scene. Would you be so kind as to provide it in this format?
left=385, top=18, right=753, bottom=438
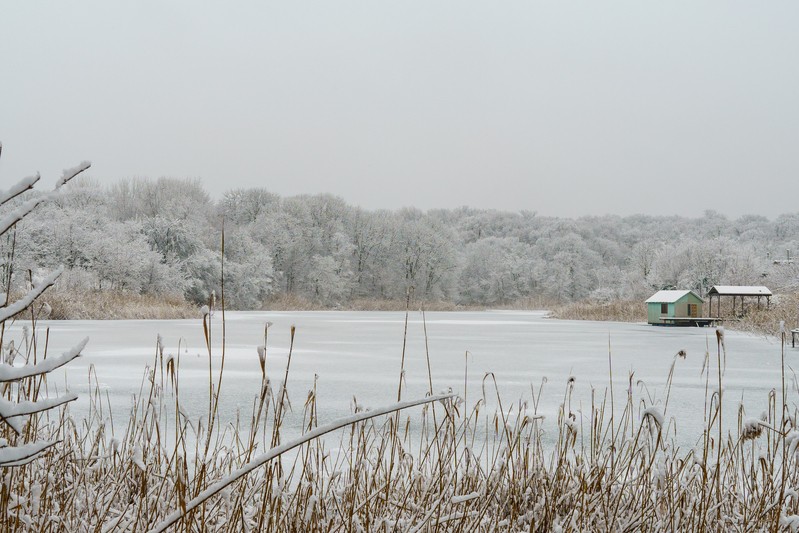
left=4, top=176, right=799, bottom=310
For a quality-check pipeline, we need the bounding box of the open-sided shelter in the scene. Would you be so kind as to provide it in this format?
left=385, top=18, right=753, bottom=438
left=706, top=286, right=771, bottom=318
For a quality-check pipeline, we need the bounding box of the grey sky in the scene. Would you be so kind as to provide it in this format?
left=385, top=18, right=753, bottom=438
left=1, top=1, right=797, bottom=218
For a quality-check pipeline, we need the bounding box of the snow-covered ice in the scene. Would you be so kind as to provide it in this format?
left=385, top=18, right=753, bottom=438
left=14, top=310, right=792, bottom=448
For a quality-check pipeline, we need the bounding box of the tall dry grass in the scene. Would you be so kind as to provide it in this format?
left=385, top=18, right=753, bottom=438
left=4, top=304, right=799, bottom=531
left=550, top=299, right=648, bottom=323
left=44, top=289, right=199, bottom=320
left=7, top=147, right=799, bottom=530
left=263, top=293, right=486, bottom=312
left=738, top=292, right=799, bottom=337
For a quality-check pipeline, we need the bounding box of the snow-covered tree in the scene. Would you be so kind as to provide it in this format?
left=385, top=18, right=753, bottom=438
left=6, top=168, right=798, bottom=309
left=220, top=228, right=274, bottom=308
left=219, top=187, right=279, bottom=225
left=458, top=237, right=536, bottom=304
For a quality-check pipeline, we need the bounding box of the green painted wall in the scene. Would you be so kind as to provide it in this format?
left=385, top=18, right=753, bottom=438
left=648, top=303, right=659, bottom=324
left=647, top=293, right=704, bottom=324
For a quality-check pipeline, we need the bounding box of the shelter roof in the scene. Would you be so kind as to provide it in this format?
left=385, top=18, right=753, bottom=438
left=707, top=286, right=772, bottom=297
left=645, top=290, right=704, bottom=303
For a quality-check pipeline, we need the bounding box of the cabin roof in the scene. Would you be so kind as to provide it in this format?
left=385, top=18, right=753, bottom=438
left=707, top=285, right=772, bottom=297
left=645, top=290, right=704, bottom=304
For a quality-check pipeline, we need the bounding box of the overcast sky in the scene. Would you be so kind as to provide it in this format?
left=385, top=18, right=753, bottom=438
left=1, top=1, right=797, bottom=218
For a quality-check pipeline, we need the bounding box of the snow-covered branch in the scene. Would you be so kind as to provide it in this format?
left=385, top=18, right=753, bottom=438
left=0, top=146, right=89, bottom=477
left=55, top=161, right=91, bottom=190
left=0, top=337, right=88, bottom=382
left=0, top=267, right=63, bottom=323
left=0, top=393, right=79, bottom=434
left=0, top=174, right=40, bottom=205
left=0, top=159, right=90, bottom=236
left=0, top=196, right=49, bottom=236
left=0, top=440, right=58, bottom=467
left=151, top=392, right=455, bottom=533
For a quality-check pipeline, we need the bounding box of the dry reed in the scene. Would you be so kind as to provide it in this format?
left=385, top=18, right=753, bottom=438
left=43, top=290, right=199, bottom=320
left=738, top=292, right=799, bottom=338
left=550, top=299, right=648, bottom=323
left=3, top=305, right=799, bottom=531
left=5, top=148, right=799, bottom=530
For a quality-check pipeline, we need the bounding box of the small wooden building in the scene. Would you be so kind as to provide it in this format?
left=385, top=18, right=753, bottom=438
left=645, top=290, right=704, bottom=325
left=706, top=285, right=771, bottom=318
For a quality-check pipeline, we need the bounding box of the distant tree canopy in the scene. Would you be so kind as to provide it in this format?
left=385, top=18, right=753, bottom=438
left=3, top=176, right=797, bottom=308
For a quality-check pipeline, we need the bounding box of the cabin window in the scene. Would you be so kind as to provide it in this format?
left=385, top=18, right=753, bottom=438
left=661, top=303, right=668, bottom=314
left=688, top=304, right=698, bottom=317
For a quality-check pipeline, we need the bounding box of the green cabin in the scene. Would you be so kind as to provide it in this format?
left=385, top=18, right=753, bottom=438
left=645, top=290, right=704, bottom=325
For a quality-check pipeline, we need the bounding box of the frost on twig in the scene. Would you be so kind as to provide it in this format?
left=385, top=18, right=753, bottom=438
left=0, top=196, right=49, bottom=236
left=0, top=267, right=63, bottom=323
left=0, top=440, right=59, bottom=467
left=0, top=393, right=79, bottom=434
left=0, top=146, right=90, bottom=468
left=0, top=174, right=40, bottom=205
left=55, top=161, right=91, bottom=190
left=0, top=337, right=87, bottom=383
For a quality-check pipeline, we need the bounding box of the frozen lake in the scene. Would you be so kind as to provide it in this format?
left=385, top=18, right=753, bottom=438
left=12, top=310, right=793, bottom=449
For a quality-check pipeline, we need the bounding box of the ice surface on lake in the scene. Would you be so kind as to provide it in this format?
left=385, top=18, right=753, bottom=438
left=19, top=310, right=791, bottom=448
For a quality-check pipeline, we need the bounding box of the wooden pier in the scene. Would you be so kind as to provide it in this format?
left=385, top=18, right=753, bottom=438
left=659, top=316, right=724, bottom=327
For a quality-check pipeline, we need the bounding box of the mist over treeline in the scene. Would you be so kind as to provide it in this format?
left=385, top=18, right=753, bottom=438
left=4, top=176, right=799, bottom=309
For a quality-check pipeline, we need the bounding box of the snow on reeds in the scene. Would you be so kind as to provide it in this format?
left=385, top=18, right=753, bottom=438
left=2, top=313, right=799, bottom=531
left=3, top=152, right=799, bottom=530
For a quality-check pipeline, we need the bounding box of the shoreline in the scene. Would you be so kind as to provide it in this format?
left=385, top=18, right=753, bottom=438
left=35, top=289, right=799, bottom=343
left=38, top=291, right=558, bottom=320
